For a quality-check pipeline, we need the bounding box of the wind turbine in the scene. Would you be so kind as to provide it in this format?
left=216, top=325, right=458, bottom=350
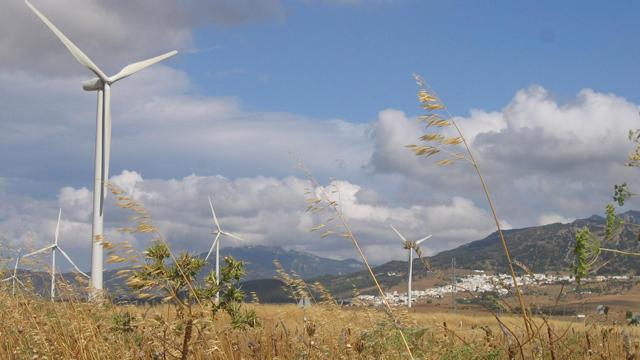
left=2, top=249, right=25, bottom=296
left=23, top=209, right=89, bottom=301
left=390, top=225, right=432, bottom=308
left=205, top=197, right=245, bottom=301
left=24, top=0, right=178, bottom=297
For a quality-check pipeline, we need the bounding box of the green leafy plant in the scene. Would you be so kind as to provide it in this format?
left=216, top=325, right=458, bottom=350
left=128, top=241, right=205, bottom=303
left=573, top=202, right=640, bottom=284
left=128, top=241, right=257, bottom=359
left=605, top=203, right=623, bottom=241
left=614, top=183, right=633, bottom=206
left=573, top=124, right=640, bottom=284
left=573, top=227, right=600, bottom=284
left=110, top=311, right=135, bottom=333
left=198, top=256, right=259, bottom=329
left=359, top=320, right=427, bottom=358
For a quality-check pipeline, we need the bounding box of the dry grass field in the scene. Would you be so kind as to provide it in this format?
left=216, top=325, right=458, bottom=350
left=1, top=288, right=640, bottom=360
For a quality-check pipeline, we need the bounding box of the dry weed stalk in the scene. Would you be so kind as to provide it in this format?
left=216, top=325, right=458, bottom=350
left=274, top=259, right=315, bottom=304
left=299, top=163, right=416, bottom=359
left=407, top=74, right=532, bottom=336
left=107, top=182, right=203, bottom=305
left=312, top=281, right=338, bottom=306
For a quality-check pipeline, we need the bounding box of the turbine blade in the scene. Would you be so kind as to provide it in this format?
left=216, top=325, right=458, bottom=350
left=389, top=225, right=408, bottom=244
left=208, top=196, right=221, bottom=231
left=204, top=232, right=221, bottom=262
left=13, top=249, right=22, bottom=273
left=23, top=245, right=55, bottom=258
left=223, top=231, right=245, bottom=242
left=415, top=234, right=432, bottom=245
left=54, top=208, right=62, bottom=245
left=24, top=0, right=108, bottom=82
left=57, top=248, right=89, bottom=278
left=1, top=277, right=11, bottom=282
left=15, top=278, right=25, bottom=287
left=109, top=50, right=178, bottom=83
left=103, top=87, right=111, bottom=199
left=98, top=89, right=105, bottom=215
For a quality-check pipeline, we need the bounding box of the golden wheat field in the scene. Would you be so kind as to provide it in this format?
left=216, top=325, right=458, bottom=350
left=1, top=290, right=639, bottom=360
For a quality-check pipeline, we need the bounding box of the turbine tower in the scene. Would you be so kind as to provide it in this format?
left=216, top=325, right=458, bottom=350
left=24, top=0, right=178, bottom=297
left=205, top=197, right=245, bottom=301
left=390, top=225, right=432, bottom=308
left=23, top=209, right=89, bottom=301
left=2, top=249, right=24, bottom=296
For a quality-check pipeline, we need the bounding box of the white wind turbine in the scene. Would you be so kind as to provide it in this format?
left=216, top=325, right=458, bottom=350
left=24, top=0, right=178, bottom=297
left=205, top=197, right=245, bottom=300
left=23, top=209, right=89, bottom=301
left=390, top=225, right=432, bottom=308
left=2, top=249, right=25, bottom=296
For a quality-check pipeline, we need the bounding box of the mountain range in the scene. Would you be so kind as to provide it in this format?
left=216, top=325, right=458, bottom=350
left=309, top=210, right=640, bottom=298
left=205, top=245, right=363, bottom=280
left=8, top=210, right=640, bottom=302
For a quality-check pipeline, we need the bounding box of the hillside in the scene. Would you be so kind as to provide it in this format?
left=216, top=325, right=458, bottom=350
left=202, top=245, right=363, bottom=280
left=311, top=210, right=640, bottom=298
left=428, top=210, right=640, bottom=274
left=12, top=211, right=640, bottom=302
left=103, top=245, right=364, bottom=301
left=5, top=245, right=364, bottom=301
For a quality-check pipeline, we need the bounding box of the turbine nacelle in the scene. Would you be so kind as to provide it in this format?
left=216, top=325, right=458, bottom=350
left=402, top=240, right=417, bottom=250
left=390, top=224, right=432, bottom=251
left=82, top=78, right=103, bottom=91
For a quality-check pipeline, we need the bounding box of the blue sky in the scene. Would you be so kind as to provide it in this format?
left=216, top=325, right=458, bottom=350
left=183, top=0, right=640, bottom=121
left=1, top=0, right=639, bottom=268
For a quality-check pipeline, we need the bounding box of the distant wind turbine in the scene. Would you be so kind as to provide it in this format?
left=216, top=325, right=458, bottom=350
left=205, top=197, right=245, bottom=301
left=22, top=209, right=89, bottom=301
left=390, top=225, right=432, bottom=308
left=2, top=249, right=24, bottom=296
left=24, top=0, right=178, bottom=297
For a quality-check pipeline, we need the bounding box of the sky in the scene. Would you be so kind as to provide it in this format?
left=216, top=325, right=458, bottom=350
left=1, top=0, right=639, bottom=271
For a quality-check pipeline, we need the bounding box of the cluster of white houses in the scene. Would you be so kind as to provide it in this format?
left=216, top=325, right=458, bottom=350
left=357, top=271, right=634, bottom=306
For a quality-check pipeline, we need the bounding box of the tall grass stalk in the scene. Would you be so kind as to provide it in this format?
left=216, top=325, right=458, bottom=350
left=408, top=74, right=532, bottom=336
left=299, top=162, right=416, bottom=359
left=108, top=182, right=203, bottom=305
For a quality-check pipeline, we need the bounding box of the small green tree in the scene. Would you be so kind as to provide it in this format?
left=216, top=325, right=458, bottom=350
left=128, top=241, right=258, bottom=359
left=572, top=127, right=640, bottom=283
left=573, top=227, right=599, bottom=284
left=195, top=256, right=258, bottom=329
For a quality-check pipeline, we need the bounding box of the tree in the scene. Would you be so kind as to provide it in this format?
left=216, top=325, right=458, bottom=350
left=128, top=241, right=258, bottom=359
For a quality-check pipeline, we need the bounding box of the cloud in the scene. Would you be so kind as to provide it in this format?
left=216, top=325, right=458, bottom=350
left=1, top=0, right=285, bottom=76
left=0, top=168, right=499, bottom=269
left=0, top=65, right=371, bottom=191
left=367, top=85, right=640, bottom=228
left=58, top=187, right=92, bottom=222
left=538, top=213, right=573, bottom=225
